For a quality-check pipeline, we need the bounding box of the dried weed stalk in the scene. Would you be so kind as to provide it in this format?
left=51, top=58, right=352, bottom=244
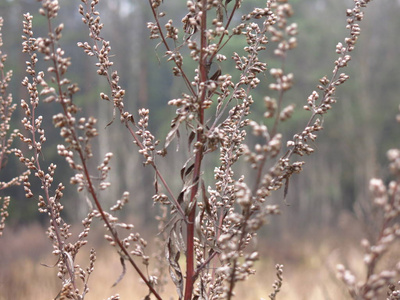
left=337, top=107, right=400, bottom=300
left=17, top=5, right=97, bottom=299
left=0, top=0, right=381, bottom=299
left=16, top=1, right=156, bottom=299
left=0, top=16, right=28, bottom=236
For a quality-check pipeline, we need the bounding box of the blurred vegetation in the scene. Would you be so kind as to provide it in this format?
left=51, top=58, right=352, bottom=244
left=0, top=0, right=399, bottom=233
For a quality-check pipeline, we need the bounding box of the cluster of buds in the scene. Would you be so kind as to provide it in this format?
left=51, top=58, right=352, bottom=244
left=387, top=283, right=400, bottom=300
left=0, top=196, right=10, bottom=236
left=110, top=191, right=130, bottom=211
left=235, top=181, right=252, bottom=209
left=147, top=22, right=160, bottom=40
left=269, top=264, right=284, bottom=300
left=165, top=19, right=178, bottom=40
left=136, top=108, right=158, bottom=165
left=242, top=6, right=275, bottom=22
left=388, top=148, right=400, bottom=176
left=79, top=1, right=103, bottom=40
left=266, top=1, right=297, bottom=56
left=269, top=68, right=294, bottom=92
left=285, top=119, right=322, bottom=156
left=243, top=124, right=282, bottom=170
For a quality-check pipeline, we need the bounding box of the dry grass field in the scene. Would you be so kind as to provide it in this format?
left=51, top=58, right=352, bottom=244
left=2, top=213, right=395, bottom=300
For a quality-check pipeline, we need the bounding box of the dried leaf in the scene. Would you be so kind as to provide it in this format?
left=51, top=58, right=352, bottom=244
left=188, top=131, right=196, bottom=150
left=185, top=163, right=195, bottom=179
left=154, top=173, right=159, bottom=194
left=210, top=67, right=222, bottom=81
left=180, top=161, right=191, bottom=181
left=217, top=4, right=224, bottom=22
left=40, top=258, right=60, bottom=268
left=178, top=167, right=198, bottom=211
left=177, top=191, right=184, bottom=205
left=283, top=177, right=290, bottom=206
left=105, top=107, right=116, bottom=128
left=166, top=232, right=183, bottom=299
left=176, top=128, right=181, bottom=152
left=173, top=224, right=186, bottom=252
left=112, top=256, right=126, bottom=287
left=180, top=155, right=196, bottom=181
left=201, top=180, right=212, bottom=216
left=85, top=196, right=93, bottom=211
left=165, top=126, right=179, bottom=149
left=180, top=166, right=185, bottom=181
left=164, top=115, right=182, bottom=149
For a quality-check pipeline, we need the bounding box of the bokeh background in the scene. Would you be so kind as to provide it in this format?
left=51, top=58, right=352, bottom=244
left=1, top=0, right=400, bottom=299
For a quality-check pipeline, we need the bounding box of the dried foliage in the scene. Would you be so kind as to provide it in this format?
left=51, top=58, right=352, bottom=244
left=0, top=16, right=27, bottom=236
left=2, top=0, right=399, bottom=299
left=337, top=106, right=400, bottom=300
left=268, top=264, right=284, bottom=300
left=388, top=281, right=400, bottom=300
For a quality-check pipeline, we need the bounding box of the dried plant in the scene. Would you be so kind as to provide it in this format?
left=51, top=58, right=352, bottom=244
left=0, top=16, right=28, bottom=236
left=268, top=264, right=284, bottom=300
left=337, top=106, right=400, bottom=300
left=388, top=282, right=400, bottom=300
left=0, top=0, right=387, bottom=299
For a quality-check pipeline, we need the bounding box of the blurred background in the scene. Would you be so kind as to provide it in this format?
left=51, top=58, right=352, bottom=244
left=0, top=0, right=399, bottom=299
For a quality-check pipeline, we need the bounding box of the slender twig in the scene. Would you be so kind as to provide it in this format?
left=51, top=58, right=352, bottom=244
left=147, top=0, right=196, bottom=97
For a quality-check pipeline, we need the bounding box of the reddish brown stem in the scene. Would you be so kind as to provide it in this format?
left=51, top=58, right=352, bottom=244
left=183, top=0, right=208, bottom=298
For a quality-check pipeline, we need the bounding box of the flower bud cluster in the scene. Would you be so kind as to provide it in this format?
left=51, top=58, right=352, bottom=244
left=263, top=96, right=277, bottom=118
left=136, top=108, right=158, bottom=165
left=269, top=264, right=284, bottom=300
left=165, top=19, right=178, bottom=41
left=39, top=0, right=60, bottom=19
left=387, top=282, right=400, bottom=300
left=266, top=1, right=297, bottom=57
left=0, top=196, right=10, bottom=236
left=388, top=148, right=400, bottom=176
left=235, top=181, right=252, bottom=208
left=147, top=22, right=160, bottom=39
left=269, top=69, right=294, bottom=92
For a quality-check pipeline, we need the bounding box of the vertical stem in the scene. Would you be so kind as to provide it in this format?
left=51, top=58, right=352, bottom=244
left=184, top=0, right=208, bottom=299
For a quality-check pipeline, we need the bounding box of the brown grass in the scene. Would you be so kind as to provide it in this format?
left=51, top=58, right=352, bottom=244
left=0, top=216, right=379, bottom=300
